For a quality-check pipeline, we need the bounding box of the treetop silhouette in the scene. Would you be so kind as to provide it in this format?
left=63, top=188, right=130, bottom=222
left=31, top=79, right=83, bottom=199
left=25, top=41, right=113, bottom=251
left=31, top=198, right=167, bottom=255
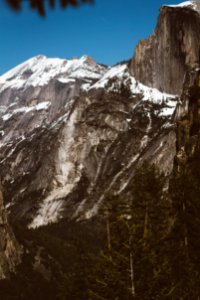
left=5, top=0, right=94, bottom=16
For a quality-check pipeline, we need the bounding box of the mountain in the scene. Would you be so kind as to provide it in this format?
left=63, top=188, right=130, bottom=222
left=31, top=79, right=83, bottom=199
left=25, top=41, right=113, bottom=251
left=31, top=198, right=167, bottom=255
left=130, top=0, right=200, bottom=95
left=0, top=0, right=200, bottom=282
left=0, top=55, right=176, bottom=228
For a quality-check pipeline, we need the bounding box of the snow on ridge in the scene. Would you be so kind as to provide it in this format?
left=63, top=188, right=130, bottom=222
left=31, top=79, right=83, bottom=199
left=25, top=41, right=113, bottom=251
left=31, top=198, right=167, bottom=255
left=91, top=64, right=176, bottom=101
left=164, top=1, right=198, bottom=10
left=0, top=55, right=107, bottom=93
left=0, top=55, right=47, bottom=82
left=58, top=78, right=76, bottom=84
left=2, top=101, right=51, bottom=121
left=91, top=64, right=127, bottom=89
left=90, top=63, right=177, bottom=117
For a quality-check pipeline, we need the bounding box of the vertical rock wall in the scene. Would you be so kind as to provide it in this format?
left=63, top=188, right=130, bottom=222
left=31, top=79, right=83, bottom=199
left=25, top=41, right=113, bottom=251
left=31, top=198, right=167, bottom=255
left=174, top=69, right=200, bottom=170
left=130, top=4, right=200, bottom=95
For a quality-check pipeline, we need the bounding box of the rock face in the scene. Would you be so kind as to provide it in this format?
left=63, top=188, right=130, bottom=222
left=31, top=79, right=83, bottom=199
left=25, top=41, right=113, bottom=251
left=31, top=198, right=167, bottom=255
left=0, top=183, right=21, bottom=279
left=130, top=1, right=200, bottom=95
left=3, top=2, right=199, bottom=230
left=0, top=56, right=177, bottom=227
left=174, top=68, right=200, bottom=170
left=1, top=0, right=200, bottom=286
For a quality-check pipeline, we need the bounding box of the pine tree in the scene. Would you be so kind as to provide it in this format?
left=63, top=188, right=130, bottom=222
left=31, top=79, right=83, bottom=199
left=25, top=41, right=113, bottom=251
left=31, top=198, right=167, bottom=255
left=130, top=162, right=171, bottom=299
left=89, top=163, right=171, bottom=300
left=88, top=194, right=134, bottom=300
left=169, top=155, right=200, bottom=299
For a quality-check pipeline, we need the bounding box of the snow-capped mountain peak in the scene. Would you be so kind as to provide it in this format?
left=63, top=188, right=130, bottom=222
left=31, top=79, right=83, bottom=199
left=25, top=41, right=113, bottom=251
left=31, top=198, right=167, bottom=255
left=164, top=1, right=200, bottom=11
left=0, top=54, right=177, bottom=228
left=0, top=55, right=107, bottom=93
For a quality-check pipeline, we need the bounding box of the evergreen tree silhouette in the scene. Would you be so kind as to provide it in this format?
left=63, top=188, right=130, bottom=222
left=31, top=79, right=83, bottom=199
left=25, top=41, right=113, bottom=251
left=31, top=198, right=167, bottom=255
left=5, top=0, right=94, bottom=16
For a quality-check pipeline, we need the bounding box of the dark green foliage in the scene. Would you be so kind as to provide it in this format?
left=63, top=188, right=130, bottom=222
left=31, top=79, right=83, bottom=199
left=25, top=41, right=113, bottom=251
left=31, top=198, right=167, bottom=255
left=2, top=160, right=200, bottom=299
left=89, top=163, right=171, bottom=300
left=0, top=218, right=103, bottom=300
left=5, top=0, right=94, bottom=16
left=0, top=228, right=56, bottom=300
left=88, top=194, right=134, bottom=300
left=130, top=163, right=171, bottom=299
left=169, top=155, right=200, bottom=299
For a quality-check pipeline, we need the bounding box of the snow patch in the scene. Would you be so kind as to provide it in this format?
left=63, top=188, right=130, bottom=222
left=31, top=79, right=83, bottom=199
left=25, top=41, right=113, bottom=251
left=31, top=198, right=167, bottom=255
left=0, top=55, right=107, bottom=93
left=2, top=101, right=51, bottom=121
left=165, top=1, right=197, bottom=9
left=2, top=113, right=12, bottom=121
left=91, top=64, right=176, bottom=106
left=159, top=99, right=177, bottom=116
left=91, top=64, right=127, bottom=89
left=36, top=101, right=51, bottom=111
left=57, top=78, right=76, bottom=84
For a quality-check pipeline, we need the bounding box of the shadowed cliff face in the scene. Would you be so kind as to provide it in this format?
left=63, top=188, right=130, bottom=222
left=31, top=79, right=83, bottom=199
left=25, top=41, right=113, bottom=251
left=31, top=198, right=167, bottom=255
left=0, top=184, right=21, bottom=279
left=174, top=69, right=200, bottom=170
left=130, top=2, right=200, bottom=95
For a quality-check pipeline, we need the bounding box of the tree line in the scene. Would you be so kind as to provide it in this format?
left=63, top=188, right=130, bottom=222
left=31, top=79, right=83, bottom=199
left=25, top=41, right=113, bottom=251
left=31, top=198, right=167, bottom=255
left=1, top=159, right=200, bottom=299
left=37, top=158, right=200, bottom=300
left=88, top=159, right=200, bottom=300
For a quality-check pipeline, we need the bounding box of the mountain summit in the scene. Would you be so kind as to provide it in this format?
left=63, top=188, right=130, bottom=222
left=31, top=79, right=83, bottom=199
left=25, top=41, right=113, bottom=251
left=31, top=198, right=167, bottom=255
left=130, top=0, right=200, bottom=94
left=0, top=1, right=199, bottom=282
left=0, top=52, right=176, bottom=228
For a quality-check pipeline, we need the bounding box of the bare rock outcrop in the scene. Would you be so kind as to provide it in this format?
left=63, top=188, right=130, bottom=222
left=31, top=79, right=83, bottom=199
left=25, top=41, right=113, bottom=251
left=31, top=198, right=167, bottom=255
left=0, top=183, right=21, bottom=279
left=174, top=68, right=200, bottom=170
left=130, top=1, right=200, bottom=95
left=0, top=57, right=177, bottom=227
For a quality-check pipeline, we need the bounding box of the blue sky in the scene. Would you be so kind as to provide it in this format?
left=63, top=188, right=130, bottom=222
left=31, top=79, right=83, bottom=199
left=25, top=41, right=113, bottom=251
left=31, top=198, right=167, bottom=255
left=0, top=0, right=182, bottom=74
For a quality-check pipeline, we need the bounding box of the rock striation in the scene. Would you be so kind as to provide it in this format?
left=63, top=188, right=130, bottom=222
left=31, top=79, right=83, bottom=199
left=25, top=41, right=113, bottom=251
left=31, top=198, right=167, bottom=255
left=1, top=0, right=200, bottom=285
left=2, top=2, right=199, bottom=230
left=130, top=1, right=200, bottom=95
left=0, top=56, right=177, bottom=228
left=174, top=68, right=200, bottom=169
left=0, top=183, right=21, bottom=279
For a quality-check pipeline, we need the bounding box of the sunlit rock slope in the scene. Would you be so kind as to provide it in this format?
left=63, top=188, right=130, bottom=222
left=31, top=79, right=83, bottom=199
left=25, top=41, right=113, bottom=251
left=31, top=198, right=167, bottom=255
left=130, top=0, right=200, bottom=94
left=0, top=55, right=177, bottom=227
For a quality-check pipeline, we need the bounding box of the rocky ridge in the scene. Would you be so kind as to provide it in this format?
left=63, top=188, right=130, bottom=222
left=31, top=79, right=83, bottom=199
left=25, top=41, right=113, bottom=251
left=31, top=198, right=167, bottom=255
left=1, top=1, right=199, bottom=232
left=0, top=0, right=199, bottom=279
left=0, top=55, right=177, bottom=228
left=130, top=0, right=200, bottom=95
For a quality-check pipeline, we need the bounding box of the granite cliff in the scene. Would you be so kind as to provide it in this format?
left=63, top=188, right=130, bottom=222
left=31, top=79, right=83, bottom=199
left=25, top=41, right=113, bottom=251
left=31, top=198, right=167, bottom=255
left=0, top=56, right=176, bottom=227
left=0, top=184, right=21, bottom=279
left=1, top=0, right=200, bottom=281
left=174, top=68, right=200, bottom=170
left=130, top=0, right=200, bottom=95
